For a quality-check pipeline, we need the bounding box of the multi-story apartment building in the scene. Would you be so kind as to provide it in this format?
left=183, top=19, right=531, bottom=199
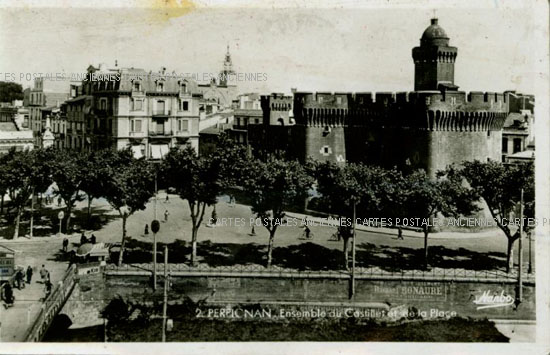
left=65, top=64, right=201, bottom=159
left=502, top=92, right=535, bottom=164
left=27, top=77, right=71, bottom=147
left=0, top=100, right=29, bottom=129
left=229, top=93, right=263, bottom=145
left=0, top=101, right=33, bottom=153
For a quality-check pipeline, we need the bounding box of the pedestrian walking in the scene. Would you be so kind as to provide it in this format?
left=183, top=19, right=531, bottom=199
left=39, top=265, right=48, bottom=283
left=26, top=265, right=33, bottom=284
left=90, top=234, right=96, bottom=244
left=165, top=194, right=169, bottom=203
left=144, top=224, right=149, bottom=235
left=57, top=196, right=62, bottom=207
left=62, top=237, right=69, bottom=252
left=397, top=227, right=404, bottom=240
left=164, top=209, right=169, bottom=222
left=15, top=269, right=25, bottom=290
left=302, top=225, right=312, bottom=240
left=2, top=282, right=14, bottom=308
left=80, top=233, right=87, bottom=245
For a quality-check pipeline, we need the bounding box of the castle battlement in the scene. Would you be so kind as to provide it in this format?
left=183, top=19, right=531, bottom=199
left=291, top=90, right=508, bottom=131
left=292, top=90, right=507, bottom=105
left=247, top=18, right=523, bottom=177
left=261, top=93, right=293, bottom=112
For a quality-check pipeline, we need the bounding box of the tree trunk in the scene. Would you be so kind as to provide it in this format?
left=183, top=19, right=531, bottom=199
left=29, top=188, right=35, bottom=238
left=66, top=203, right=72, bottom=233
left=13, top=206, right=21, bottom=239
left=266, top=230, right=276, bottom=268
left=117, top=215, right=127, bottom=266
left=190, top=226, right=198, bottom=266
left=342, top=236, right=350, bottom=270
left=423, top=227, right=429, bottom=269
left=87, top=195, right=93, bottom=224
left=0, top=194, right=4, bottom=215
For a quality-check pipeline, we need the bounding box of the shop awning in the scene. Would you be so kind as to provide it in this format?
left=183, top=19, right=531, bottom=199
left=131, top=145, right=144, bottom=159
left=150, top=144, right=169, bottom=159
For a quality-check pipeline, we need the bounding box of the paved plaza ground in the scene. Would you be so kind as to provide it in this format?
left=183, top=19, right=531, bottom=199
left=0, top=192, right=536, bottom=342
left=0, top=192, right=534, bottom=270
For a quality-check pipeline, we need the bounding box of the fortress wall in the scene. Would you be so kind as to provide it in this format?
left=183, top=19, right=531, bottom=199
left=304, top=126, right=346, bottom=164
left=428, top=130, right=503, bottom=177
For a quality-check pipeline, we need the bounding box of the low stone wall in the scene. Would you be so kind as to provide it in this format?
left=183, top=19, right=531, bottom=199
left=60, top=266, right=535, bottom=328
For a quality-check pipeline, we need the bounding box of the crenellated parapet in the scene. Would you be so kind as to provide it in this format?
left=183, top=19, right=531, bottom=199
left=292, top=90, right=509, bottom=131
left=261, top=93, right=294, bottom=125
left=261, top=93, right=293, bottom=112
left=425, top=110, right=507, bottom=131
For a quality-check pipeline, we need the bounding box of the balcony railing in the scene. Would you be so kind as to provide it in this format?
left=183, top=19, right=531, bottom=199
left=152, top=110, right=171, bottom=117
left=149, top=130, right=173, bottom=137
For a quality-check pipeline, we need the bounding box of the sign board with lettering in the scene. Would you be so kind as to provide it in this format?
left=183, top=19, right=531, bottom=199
left=370, top=281, right=451, bottom=301
left=0, top=245, right=16, bottom=281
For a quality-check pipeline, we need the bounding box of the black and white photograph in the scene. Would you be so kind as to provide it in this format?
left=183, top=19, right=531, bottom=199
left=0, top=0, right=548, bottom=352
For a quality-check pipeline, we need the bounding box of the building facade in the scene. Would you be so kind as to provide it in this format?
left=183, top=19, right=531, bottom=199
left=27, top=77, right=71, bottom=147
left=501, top=92, right=534, bottom=164
left=249, top=19, right=515, bottom=177
left=65, top=64, right=201, bottom=159
left=229, top=93, right=262, bottom=145
left=0, top=100, right=33, bottom=153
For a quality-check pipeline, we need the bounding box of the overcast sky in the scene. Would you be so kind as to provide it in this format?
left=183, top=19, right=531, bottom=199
left=0, top=4, right=537, bottom=95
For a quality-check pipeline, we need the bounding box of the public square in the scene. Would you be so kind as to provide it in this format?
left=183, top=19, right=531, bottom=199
left=0, top=191, right=536, bottom=342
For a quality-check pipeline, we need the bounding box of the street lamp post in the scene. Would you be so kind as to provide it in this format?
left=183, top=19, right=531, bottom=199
left=154, top=170, right=158, bottom=220
left=350, top=199, right=356, bottom=300
left=518, top=189, right=524, bottom=303
left=57, top=211, right=64, bottom=238
left=162, top=246, right=169, bottom=342
left=151, top=220, right=160, bottom=291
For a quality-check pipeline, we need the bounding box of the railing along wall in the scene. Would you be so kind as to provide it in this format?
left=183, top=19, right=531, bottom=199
left=24, top=265, right=78, bottom=342
left=105, top=264, right=535, bottom=285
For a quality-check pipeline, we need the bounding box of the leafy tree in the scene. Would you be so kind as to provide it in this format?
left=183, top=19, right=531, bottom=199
left=402, top=169, right=479, bottom=269
left=102, top=148, right=154, bottom=266
left=450, top=160, right=534, bottom=272
left=313, top=161, right=394, bottom=268
left=80, top=150, right=110, bottom=224
left=3, top=149, right=34, bottom=238
left=27, top=148, right=55, bottom=237
left=242, top=156, right=313, bottom=268
left=0, top=148, right=54, bottom=238
left=50, top=149, right=86, bottom=231
left=161, top=137, right=246, bottom=265
left=0, top=81, right=23, bottom=103
left=0, top=153, right=9, bottom=216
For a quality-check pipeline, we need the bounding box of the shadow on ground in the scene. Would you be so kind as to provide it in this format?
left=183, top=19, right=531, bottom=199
left=111, top=237, right=507, bottom=272
left=0, top=205, right=118, bottom=239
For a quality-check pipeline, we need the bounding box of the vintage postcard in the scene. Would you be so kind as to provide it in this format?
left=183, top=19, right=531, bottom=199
left=0, top=0, right=548, bottom=353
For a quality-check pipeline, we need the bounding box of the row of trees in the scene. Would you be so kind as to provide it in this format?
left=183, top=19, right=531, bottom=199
left=0, top=148, right=155, bottom=263
left=162, top=138, right=533, bottom=272
left=0, top=135, right=534, bottom=272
